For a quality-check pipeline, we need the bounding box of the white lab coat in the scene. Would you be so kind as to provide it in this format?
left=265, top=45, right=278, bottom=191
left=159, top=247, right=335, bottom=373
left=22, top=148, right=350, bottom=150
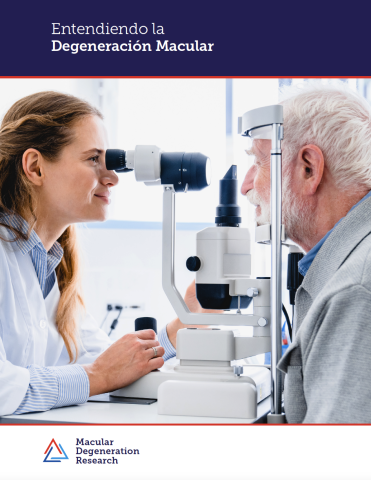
left=0, top=226, right=112, bottom=415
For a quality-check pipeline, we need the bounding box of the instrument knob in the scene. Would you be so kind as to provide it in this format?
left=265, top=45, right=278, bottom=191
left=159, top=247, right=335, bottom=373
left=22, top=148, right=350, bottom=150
left=186, top=256, right=201, bottom=272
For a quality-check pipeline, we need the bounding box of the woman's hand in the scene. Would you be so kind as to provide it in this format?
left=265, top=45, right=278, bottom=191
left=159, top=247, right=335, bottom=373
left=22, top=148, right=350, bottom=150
left=166, top=280, right=221, bottom=348
left=82, top=329, right=164, bottom=396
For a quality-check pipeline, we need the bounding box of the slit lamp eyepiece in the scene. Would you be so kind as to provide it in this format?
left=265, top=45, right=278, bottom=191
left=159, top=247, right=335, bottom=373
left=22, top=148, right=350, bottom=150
left=106, top=149, right=131, bottom=173
left=105, top=147, right=211, bottom=192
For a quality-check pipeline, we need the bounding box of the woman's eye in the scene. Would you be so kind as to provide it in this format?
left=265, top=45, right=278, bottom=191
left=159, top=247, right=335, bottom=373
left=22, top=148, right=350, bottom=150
left=90, top=156, right=99, bottom=164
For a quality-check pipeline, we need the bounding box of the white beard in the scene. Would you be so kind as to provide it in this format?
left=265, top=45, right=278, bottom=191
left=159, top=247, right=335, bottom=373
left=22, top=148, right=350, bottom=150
left=246, top=173, right=316, bottom=244
left=245, top=187, right=271, bottom=225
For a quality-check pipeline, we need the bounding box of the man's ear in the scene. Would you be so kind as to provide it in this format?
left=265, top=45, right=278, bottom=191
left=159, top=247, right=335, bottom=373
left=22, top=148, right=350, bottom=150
left=296, top=144, right=324, bottom=195
left=22, top=149, right=45, bottom=186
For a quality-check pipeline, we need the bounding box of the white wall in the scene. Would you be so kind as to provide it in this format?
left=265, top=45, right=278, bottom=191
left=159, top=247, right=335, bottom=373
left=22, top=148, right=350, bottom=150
left=112, top=78, right=226, bottom=224
left=0, top=79, right=79, bottom=119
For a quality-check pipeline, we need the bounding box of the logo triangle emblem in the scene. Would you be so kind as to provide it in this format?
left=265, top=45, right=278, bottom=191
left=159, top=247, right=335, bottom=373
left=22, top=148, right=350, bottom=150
left=43, top=438, right=69, bottom=462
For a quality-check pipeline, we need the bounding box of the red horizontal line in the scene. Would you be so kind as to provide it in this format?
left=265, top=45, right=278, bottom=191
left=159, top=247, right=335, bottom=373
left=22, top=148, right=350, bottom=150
left=0, top=76, right=369, bottom=79
left=1, top=423, right=369, bottom=426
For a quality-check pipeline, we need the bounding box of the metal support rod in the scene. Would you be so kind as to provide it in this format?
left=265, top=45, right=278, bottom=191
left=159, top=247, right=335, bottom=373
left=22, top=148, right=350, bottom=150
left=270, top=124, right=283, bottom=415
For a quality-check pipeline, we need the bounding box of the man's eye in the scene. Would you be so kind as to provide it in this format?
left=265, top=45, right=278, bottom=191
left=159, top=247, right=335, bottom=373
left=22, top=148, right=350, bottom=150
left=90, top=156, right=99, bottom=164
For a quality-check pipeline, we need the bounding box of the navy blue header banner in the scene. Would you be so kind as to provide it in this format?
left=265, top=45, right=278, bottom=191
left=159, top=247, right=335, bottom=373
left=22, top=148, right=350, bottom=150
left=0, top=0, right=368, bottom=77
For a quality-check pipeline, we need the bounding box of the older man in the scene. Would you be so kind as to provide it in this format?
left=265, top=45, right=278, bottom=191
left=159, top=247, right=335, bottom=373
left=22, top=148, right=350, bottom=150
left=241, top=83, right=371, bottom=423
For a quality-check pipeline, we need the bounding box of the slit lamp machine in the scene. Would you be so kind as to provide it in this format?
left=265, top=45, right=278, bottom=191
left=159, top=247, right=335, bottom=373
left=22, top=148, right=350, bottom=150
left=105, top=105, right=298, bottom=423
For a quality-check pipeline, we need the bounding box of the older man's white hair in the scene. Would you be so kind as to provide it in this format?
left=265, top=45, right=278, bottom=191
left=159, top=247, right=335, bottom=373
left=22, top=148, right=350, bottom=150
left=280, top=82, right=371, bottom=191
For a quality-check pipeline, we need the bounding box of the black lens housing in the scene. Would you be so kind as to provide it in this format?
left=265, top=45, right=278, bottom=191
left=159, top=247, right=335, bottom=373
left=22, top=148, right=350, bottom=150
left=161, top=152, right=210, bottom=192
left=215, top=165, right=241, bottom=226
left=106, top=149, right=132, bottom=172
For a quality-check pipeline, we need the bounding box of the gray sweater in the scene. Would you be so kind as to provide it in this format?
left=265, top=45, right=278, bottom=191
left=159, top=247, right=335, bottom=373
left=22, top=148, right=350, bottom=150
left=278, top=196, right=371, bottom=423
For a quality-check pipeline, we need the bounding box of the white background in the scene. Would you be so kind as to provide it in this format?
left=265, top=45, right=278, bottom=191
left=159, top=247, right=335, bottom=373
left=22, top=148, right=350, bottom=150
left=0, top=425, right=370, bottom=479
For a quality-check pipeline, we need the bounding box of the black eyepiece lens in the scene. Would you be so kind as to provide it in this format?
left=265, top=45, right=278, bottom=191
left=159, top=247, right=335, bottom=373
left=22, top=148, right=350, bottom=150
left=106, top=149, right=127, bottom=172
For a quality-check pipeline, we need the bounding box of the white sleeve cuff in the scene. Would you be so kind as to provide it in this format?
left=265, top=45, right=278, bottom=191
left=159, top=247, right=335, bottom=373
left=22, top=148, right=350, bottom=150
left=158, top=326, right=176, bottom=361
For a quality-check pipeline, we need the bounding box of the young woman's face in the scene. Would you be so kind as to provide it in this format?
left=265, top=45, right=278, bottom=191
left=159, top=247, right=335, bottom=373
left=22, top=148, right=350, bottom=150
left=39, top=115, right=119, bottom=225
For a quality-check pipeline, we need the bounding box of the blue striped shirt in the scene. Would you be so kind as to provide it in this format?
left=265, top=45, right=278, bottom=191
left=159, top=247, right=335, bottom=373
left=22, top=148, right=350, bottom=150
left=158, top=326, right=176, bottom=361
left=0, top=214, right=90, bottom=414
left=1, top=214, right=63, bottom=298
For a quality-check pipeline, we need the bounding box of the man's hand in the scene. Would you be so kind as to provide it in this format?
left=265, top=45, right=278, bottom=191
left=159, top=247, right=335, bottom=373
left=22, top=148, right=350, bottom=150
left=82, top=329, right=164, bottom=396
left=166, top=280, right=222, bottom=348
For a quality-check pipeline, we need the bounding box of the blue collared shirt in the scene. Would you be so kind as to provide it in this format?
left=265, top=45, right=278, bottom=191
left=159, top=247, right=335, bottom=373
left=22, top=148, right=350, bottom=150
left=1, top=214, right=63, bottom=298
left=298, top=191, right=371, bottom=276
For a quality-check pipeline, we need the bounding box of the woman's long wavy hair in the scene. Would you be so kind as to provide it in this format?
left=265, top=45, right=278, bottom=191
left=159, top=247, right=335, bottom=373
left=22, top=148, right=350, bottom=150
left=0, top=91, right=103, bottom=362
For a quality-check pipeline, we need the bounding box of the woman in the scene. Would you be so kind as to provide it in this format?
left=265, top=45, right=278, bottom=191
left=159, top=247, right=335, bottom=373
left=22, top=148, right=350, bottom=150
left=0, top=91, right=197, bottom=416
